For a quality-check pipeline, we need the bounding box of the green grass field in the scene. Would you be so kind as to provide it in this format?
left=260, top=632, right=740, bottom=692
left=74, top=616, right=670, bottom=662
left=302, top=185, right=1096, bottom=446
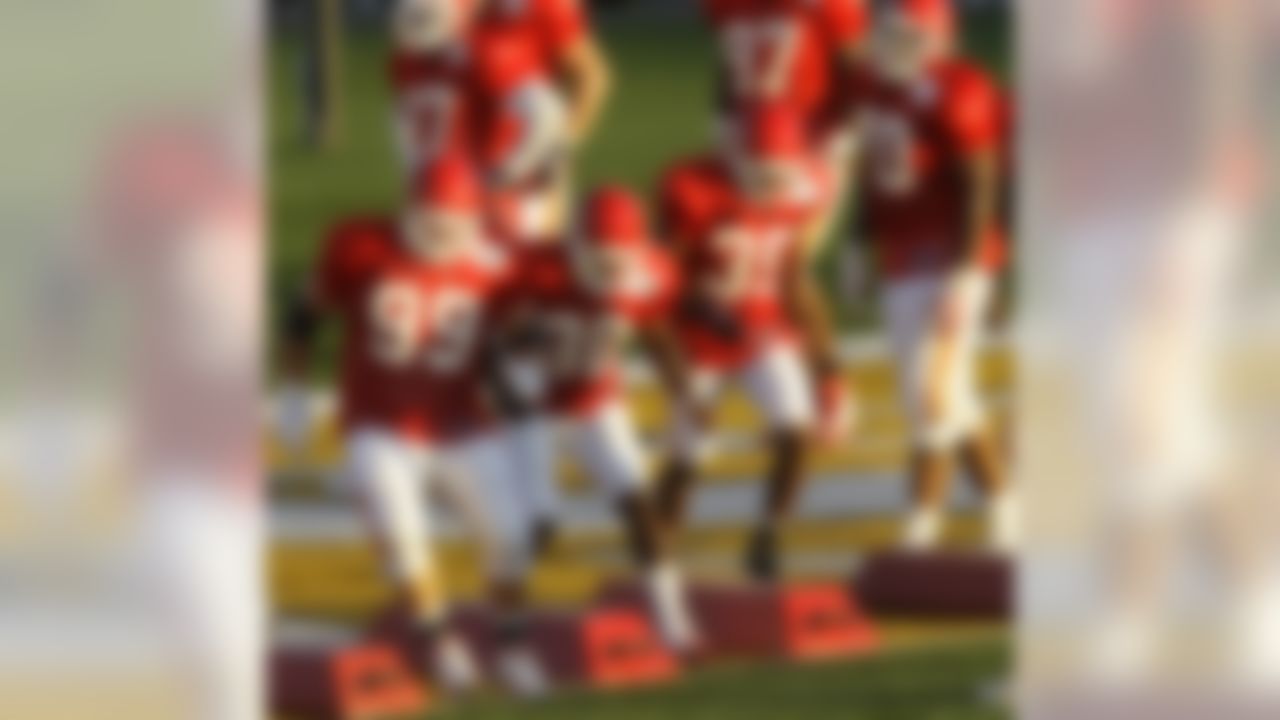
left=422, top=639, right=1008, bottom=720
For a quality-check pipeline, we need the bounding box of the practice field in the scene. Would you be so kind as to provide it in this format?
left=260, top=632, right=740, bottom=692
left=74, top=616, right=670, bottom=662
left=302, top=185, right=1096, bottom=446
left=270, top=7, right=1013, bottom=719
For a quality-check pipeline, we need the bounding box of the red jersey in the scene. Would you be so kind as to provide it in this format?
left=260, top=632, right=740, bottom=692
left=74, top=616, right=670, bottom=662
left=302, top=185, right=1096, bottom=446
left=390, top=47, right=477, bottom=170
left=509, top=243, right=676, bottom=416
left=390, top=0, right=579, bottom=176
left=854, top=59, right=1009, bottom=278
left=704, top=0, right=867, bottom=133
left=474, top=0, right=588, bottom=73
left=317, top=217, right=514, bottom=442
left=660, top=154, right=830, bottom=369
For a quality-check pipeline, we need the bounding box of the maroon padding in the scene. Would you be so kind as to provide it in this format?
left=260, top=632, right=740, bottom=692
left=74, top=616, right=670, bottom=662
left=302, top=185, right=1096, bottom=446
left=853, top=550, right=1013, bottom=619
left=271, top=641, right=430, bottom=720
left=369, top=602, right=681, bottom=691
left=600, top=580, right=880, bottom=662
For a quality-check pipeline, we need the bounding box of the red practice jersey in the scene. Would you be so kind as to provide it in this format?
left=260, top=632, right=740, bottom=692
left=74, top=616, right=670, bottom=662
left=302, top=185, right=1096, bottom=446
left=390, top=47, right=477, bottom=171
left=390, top=0, right=587, bottom=173
left=316, top=217, right=514, bottom=442
left=853, top=59, right=1009, bottom=278
left=473, top=0, right=588, bottom=74
left=704, top=0, right=867, bottom=134
left=660, top=154, right=830, bottom=369
left=508, top=243, right=677, bottom=417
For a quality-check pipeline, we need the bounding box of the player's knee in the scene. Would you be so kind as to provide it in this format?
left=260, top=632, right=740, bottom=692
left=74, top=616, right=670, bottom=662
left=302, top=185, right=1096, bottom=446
left=768, top=397, right=815, bottom=439
left=912, top=407, right=982, bottom=453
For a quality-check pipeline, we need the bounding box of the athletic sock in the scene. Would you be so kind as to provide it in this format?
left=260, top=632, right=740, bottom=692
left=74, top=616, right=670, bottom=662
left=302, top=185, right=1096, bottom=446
left=985, top=491, right=1019, bottom=553
left=644, top=562, right=699, bottom=651
left=901, top=506, right=943, bottom=550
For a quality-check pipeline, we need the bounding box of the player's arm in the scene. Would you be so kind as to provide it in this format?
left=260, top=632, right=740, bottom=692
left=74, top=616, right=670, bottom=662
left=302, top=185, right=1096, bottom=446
left=948, top=74, right=1003, bottom=271
left=279, top=282, right=325, bottom=382
left=482, top=303, right=551, bottom=420
left=281, top=225, right=352, bottom=385
left=961, top=148, right=999, bottom=269
left=557, top=33, right=612, bottom=145
left=275, top=276, right=331, bottom=451
left=782, top=248, right=840, bottom=384
left=541, top=0, right=612, bottom=146
left=497, top=82, right=572, bottom=186
left=819, top=0, right=872, bottom=161
left=783, top=243, right=856, bottom=442
left=637, top=320, right=692, bottom=401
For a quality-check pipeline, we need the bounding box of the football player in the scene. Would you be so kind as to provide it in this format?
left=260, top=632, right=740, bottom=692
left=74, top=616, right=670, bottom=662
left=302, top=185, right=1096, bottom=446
left=846, top=0, right=1014, bottom=551
left=702, top=0, right=870, bottom=254
left=391, top=0, right=611, bottom=244
left=389, top=0, right=481, bottom=175
left=389, top=0, right=613, bottom=549
left=653, top=104, right=854, bottom=582
left=498, top=186, right=702, bottom=654
left=279, top=156, right=551, bottom=697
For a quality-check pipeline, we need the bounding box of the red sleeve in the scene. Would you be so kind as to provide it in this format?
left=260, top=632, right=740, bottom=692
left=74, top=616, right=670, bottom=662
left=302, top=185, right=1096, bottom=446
left=942, top=69, right=1003, bottom=156
left=820, top=0, right=868, bottom=46
left=657, top=167, right=708, bottom=250
left=316, top=222, right=386, bottom=307
left=535, top=0, right=588, bottom=61
left=628, top=246, right=683, bottom=325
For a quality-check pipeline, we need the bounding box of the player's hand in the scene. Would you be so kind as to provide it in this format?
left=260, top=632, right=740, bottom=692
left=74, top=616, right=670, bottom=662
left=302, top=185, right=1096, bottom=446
left=815, top=374, right=857, bottom=447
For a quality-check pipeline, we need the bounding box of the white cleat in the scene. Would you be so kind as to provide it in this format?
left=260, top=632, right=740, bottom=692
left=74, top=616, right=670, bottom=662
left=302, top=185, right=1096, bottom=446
left=432, top=631, right=483, bottom=694
left=646, top=563, right=702, bottom=654
left=495, top=644, right=551, bottom=700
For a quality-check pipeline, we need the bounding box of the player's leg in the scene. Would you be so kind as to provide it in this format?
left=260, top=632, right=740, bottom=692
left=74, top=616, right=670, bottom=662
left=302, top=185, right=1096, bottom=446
left=883, top=276, right=957, bottom=550
left=343, top=428, right=480, bottom=691
left=566, top=401, right=700, bottom=652
left=738, top=341, right=818, bottom=581
left=934, top=271, right=1015, bottom=551
left=437, top=432, right=548, bottom=698
left=501, top=415, right=562, bottom=556
left=654, top=367, right=722, bottom=532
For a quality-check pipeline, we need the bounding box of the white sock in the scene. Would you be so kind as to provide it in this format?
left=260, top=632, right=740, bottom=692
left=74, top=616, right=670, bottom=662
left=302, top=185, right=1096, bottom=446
left=644, top=562, right=699, bottom=651
left=901, top=507, right=943, bottom=550
left=432, top=631, right=482, bottom=693
left=986, top=491, right=1019, bottom=553
left=495, top=643, right=550, bottom=699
